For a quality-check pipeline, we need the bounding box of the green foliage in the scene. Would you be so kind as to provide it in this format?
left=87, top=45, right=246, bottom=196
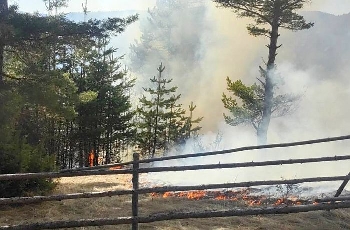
left=0, top=1, right=138, bottom=198
left=43, top=0, right=68, bottom=13
left=222, top=72, right=300, bottom=133
left=6, top=6, right=138, bottom=48
left=137, top=63, right=203, bottom=157
left=0, top=136, right=57, bottom=198
left=222, top=77, right=263, bottom=130
left=79, top=90, right=98, bottom=103
left=213, top=0, right=314, bottom=37
left=71, top=37, right=136, bottom=165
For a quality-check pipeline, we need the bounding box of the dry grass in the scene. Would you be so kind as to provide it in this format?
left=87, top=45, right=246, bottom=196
left=0, top=175, right=350, bottom=230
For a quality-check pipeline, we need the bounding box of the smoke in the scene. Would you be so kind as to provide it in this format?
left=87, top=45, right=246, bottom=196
left=143, top=124, right=350, bottom=195
left=304, top=0, right=350, bottom=15
left=127, top=1, right=350, bottom=194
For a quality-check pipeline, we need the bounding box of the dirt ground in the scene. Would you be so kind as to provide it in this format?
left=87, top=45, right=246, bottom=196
left=0, top=174, right=350, bottom=230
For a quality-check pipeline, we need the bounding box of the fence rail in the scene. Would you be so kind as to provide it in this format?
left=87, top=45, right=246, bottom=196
left=132, top=134, right=350, bottom=164
left=2, top=202, right=350, bottom=230
left=1, top=135, right=350, bottom=229
left=0, top=169, right=132, bottom=181
left=137, top=155, right=350, bottom=173
left=0, top=190, right=133, bottom=205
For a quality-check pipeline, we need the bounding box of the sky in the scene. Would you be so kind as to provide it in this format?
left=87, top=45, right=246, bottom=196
left=7, top=0, right=350, bottom=15
left=8, top=0, right=157, bottom=13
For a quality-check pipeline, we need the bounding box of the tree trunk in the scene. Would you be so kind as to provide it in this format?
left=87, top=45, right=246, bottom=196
left=257, top=12, right=280, bottom=145
left=0, top=0, right=8, bottom=84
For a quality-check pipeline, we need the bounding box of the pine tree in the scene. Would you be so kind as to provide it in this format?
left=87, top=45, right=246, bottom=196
left=0, top=0, right=138, bottom=196
left=137, top=63, right=203, bottom=157
left=70, top=37, right=136, bottom=166
left=137, top=63, right=180, bottom=157
left=214, top=0, right=313, bottom=144
left=183, top=102, right=203, bottom=140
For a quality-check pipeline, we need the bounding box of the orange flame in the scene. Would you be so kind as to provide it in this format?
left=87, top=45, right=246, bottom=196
left=151, top=189, right=309, bottom=207
left=109, top=165, right=123, bottom=170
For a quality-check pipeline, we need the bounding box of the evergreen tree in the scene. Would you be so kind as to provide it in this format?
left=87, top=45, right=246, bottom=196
left=137, top=63, right=177, bottom=157
left=0, top=0, right=138, bottom=196
left=182, top=102, right=203, bottom=140
left=137, top=63, right=203, bottom=157
left=214, top=0, right=313, bottom=144
left=73, top=37, right=135, bottom=166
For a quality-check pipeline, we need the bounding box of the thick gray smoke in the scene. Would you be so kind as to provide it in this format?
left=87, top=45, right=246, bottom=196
left=66, top=0, right=350, bottom=195
left=129, top=1, right=350, bottom=194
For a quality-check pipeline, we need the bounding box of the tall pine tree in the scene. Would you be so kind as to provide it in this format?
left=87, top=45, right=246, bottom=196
left=214, top=0, right=313, bottom=144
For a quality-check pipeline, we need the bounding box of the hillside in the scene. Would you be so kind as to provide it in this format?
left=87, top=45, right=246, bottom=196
left=281, top=11, right=350, bottom=82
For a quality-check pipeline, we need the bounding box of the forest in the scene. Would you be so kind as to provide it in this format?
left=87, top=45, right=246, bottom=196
left=1, top=0, right=349, bottom=198
left=0, top=0, right=205, bottom=197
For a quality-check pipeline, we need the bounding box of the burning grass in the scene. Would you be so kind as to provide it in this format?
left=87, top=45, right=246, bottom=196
left=150, top=189, right=310, bottom=207
left=0, top=175, right=350, bottom=229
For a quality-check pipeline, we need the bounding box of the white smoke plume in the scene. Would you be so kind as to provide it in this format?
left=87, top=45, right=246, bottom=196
left=127, top=1, right=350, bottom=194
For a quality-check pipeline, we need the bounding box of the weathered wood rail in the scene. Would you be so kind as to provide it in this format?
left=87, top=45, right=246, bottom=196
left=1, top=135, right=350, bottom=230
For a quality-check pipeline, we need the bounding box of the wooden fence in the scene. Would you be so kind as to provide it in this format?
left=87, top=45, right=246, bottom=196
left=1, top=135, right=350, bottom=229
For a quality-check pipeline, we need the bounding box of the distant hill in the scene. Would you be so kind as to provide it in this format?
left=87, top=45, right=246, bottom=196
left=281, top=11, right=350, bottom=82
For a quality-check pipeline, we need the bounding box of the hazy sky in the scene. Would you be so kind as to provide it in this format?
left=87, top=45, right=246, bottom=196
left=7, top=0, right=350, bottom=15
left=8, top=0, right=157, bottom=13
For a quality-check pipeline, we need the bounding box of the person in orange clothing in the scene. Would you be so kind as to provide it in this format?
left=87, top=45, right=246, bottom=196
left=88, top=149, right=95, bottom=167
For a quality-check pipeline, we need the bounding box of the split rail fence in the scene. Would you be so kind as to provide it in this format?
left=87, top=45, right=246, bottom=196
left=1, top=135, right=350, bottom=229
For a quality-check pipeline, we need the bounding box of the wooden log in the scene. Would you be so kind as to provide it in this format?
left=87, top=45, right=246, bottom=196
left=0, top=217, right=133, bottom=230
left=139, top=202, right=350, bottom=223
left=132, top=153, right=140, bottom=230
left=136, top=135, right=350, bottom=164
left=0, top=168, right=132, bottom=181
left=2, top=155, right=349, bottom=182
left=138, top=155, right=350, bottom=173
left=2, top=175, right=348, bottom=206
left=137, top=175, right=350, bottom=195
left=1, top=202, right=350, bottom=229
left=315, top=196, right=350, bottom=203
left=334, top=172, right=350, bottom=197
left=0, top=190, right=133, bottom=206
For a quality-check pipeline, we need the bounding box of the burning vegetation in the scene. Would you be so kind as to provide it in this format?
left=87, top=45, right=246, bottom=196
left=151, top=188, right=310, bottom=207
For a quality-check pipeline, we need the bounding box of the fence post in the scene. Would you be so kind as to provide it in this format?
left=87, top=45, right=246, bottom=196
left=334, top=172, right=350, bottom=197
left=132, top=152, right=139, bottom=230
